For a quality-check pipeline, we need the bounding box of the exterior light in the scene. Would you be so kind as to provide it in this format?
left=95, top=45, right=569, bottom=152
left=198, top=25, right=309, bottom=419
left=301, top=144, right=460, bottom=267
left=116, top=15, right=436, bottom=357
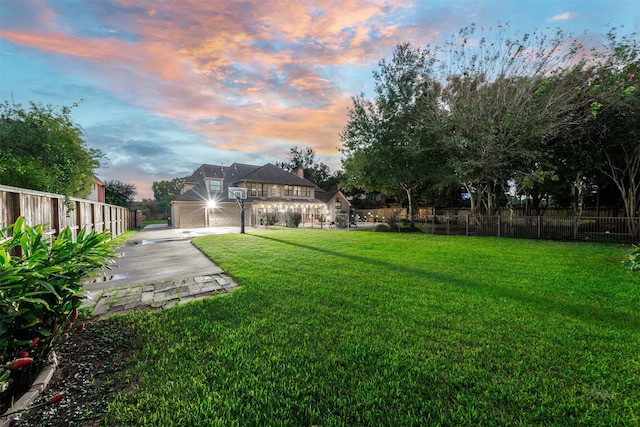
left=207, top=200, right=217, bottom=209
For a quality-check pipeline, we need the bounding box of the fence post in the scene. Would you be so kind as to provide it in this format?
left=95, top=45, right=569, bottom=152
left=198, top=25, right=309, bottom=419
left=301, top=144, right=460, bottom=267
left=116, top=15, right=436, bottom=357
left=497, top=215, right=501, bottom=237
left=537, top=216, right=541, bottom=239
left=465, top=215, right=469, bottom=237
left=51, top=198, right=60, bottom=237
left=9, top=192, right=21, bottom=227
left=446, top=215, right=450, bottom=235
left=509, top=213, right=513, bottom=237
left=74, top=201, right=82, bottom=240
left=432, top=214, right=435, bottom=234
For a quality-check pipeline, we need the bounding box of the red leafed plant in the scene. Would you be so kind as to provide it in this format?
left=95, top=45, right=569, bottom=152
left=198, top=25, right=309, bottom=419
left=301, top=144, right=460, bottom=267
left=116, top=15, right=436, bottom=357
left=0, top=217, right=114, bottom=413
left=8, top=358, right=33, bottom=371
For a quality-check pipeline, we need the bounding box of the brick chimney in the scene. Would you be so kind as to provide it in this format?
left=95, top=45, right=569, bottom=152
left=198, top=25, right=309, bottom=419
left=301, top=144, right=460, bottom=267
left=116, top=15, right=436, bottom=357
left=293, top=167, right=304, bottom=179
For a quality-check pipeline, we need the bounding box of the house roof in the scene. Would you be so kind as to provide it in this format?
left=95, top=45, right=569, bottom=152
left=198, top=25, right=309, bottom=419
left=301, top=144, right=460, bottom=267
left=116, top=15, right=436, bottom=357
left=173, top=181, right=211, bottom=202
left=174, top=162, right=318, bottom=203
left=315, top=189, right=351, bottom=207
left=315, top=189, right=340, bottom=204
left=183, top=163, right=260, bottom=184
left=240, top=163, right=316, bottom=187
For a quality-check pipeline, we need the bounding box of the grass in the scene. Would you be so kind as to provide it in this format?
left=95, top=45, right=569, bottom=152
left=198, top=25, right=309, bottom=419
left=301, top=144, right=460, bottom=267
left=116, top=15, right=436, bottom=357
left=108, top=229, right=139, bottom=249
left=102, top=229, right=639, bottom=426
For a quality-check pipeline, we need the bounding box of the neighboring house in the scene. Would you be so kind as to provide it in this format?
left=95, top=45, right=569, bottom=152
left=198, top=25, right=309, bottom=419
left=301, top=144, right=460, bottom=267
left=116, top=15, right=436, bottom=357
left=170, top=163, right=350, bottom=228
left=86, top=176, right=105, bottom=203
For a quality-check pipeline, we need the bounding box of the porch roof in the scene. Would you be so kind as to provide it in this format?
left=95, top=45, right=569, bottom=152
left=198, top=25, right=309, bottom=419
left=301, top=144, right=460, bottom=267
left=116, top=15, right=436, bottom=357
left=249, top=198, right=327, bottom=207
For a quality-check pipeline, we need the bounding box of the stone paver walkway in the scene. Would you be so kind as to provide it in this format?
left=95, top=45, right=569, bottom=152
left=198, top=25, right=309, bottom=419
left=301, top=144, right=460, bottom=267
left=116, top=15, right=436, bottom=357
left=91, top=273, right=240, bottom=316
left=83, top=224, right=249, bottom=317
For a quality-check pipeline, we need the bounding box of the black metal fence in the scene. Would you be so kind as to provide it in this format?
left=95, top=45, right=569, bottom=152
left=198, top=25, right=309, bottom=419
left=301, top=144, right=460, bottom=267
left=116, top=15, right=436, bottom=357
left=423, top=215, right=638, bottom=244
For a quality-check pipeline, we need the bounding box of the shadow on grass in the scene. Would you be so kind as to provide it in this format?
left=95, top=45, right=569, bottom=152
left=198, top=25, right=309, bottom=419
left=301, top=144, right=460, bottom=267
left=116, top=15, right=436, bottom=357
left=250, top=233, right=640, bottom=333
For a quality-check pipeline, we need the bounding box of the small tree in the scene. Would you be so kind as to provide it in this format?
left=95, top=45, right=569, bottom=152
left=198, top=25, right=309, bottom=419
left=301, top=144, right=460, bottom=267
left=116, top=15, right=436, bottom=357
left=133, top=199, right=163, bottom=220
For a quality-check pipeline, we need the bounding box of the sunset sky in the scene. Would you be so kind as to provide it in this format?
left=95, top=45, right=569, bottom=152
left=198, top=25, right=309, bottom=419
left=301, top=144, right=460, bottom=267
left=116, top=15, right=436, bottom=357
left=1, top=0, right=639, bottom=199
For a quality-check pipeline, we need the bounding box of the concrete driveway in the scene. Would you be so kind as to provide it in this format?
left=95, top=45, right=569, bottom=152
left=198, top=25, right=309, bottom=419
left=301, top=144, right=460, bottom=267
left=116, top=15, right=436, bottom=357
left=83, top=224, right=252, bottom=315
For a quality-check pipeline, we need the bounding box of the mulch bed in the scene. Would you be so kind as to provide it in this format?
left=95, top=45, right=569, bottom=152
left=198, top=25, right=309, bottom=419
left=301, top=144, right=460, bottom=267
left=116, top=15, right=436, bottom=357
left=13, top=316, right=136, bottom=427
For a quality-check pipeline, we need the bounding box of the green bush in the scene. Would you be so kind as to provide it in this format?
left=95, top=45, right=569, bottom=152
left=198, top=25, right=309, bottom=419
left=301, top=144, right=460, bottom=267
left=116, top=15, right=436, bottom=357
left=0, top=217, right=114, bottom=408
left=375, top=223, right=390, bottom=232
left=624, top=245, right=640, bottom=271
left=282, top=212, right=302, bottom=228
left=260, top=212, right=278, bottom=226
left=386, top=214, right=399, bottom=232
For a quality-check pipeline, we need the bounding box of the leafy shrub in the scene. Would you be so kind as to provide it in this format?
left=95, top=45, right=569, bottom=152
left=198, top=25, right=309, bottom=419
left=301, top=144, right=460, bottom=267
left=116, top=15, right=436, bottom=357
left=386, top=215, right=399, bottom=232
left=375, top=223, right=390, bottom=232
left=624, top=245, right=640, bottom=271
left=260, top=212, right=278, bottom=226
left=0, top=217, right=114, bottom=410
left=282, top=212, right=302, bottom=228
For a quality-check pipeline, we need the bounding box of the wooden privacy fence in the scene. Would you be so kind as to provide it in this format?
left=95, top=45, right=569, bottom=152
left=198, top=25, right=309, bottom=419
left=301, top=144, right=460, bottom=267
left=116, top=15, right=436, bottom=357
left=424, top=215, right=638, bottom=244
left=0, top=184, right=136, bottom=240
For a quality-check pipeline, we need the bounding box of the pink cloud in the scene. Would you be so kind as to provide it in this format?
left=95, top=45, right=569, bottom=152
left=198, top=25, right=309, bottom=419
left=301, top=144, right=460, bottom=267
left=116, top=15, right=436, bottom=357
left=2, top=31, right=119, bottom=59
left=1, top=0, right=418, bottom=163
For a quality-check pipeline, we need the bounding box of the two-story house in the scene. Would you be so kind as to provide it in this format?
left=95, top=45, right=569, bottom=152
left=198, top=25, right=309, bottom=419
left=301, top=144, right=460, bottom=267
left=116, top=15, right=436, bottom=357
left=170, top=163, right=350, bottom=228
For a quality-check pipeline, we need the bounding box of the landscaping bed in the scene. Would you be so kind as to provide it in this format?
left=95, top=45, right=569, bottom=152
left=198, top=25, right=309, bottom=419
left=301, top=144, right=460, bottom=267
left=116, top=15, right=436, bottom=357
left=16, top=315, right=137, bottom=426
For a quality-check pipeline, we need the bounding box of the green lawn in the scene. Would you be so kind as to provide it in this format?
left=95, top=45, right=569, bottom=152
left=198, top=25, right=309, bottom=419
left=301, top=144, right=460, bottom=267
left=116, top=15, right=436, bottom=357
left=105, top=229, right=640, bottom=426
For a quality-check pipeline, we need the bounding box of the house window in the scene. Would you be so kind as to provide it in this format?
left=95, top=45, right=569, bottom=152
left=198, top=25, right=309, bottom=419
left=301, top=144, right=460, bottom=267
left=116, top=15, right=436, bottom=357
left=335, top=198, right=342, bottom=208
left=209, top=179, right=222, bottom=192
left=272, top=185, right=281, bottom=197
left=284, top=185, right=311, bottom=197
left=247, top=182, right=267, bottom=197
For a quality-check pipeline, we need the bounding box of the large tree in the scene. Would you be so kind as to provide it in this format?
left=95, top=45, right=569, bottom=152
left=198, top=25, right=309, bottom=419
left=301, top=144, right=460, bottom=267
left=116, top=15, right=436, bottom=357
left=276, top=146, right=339, bottom=190
left=439, top=25, right=590, bottom=216
left=586, top=30, right=640, bottom=239
left=0, top=101, right=103, bottom=198
left=529, top=66, right=611, bottom=224
left=341, top=42, right=445, bottom=228
left=152, top=176, right=187, bottom=217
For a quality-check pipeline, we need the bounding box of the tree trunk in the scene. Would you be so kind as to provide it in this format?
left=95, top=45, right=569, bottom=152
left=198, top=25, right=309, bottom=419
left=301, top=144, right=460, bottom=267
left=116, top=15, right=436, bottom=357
left=403, top=185, right=415, bottom=229
left=623, top=187, right=639, bottom=242
left=603, top=150, right=640, bottom=242
left=464, top=182, right=478, bottom=224
left=572, top=172, right=584, bottom=239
